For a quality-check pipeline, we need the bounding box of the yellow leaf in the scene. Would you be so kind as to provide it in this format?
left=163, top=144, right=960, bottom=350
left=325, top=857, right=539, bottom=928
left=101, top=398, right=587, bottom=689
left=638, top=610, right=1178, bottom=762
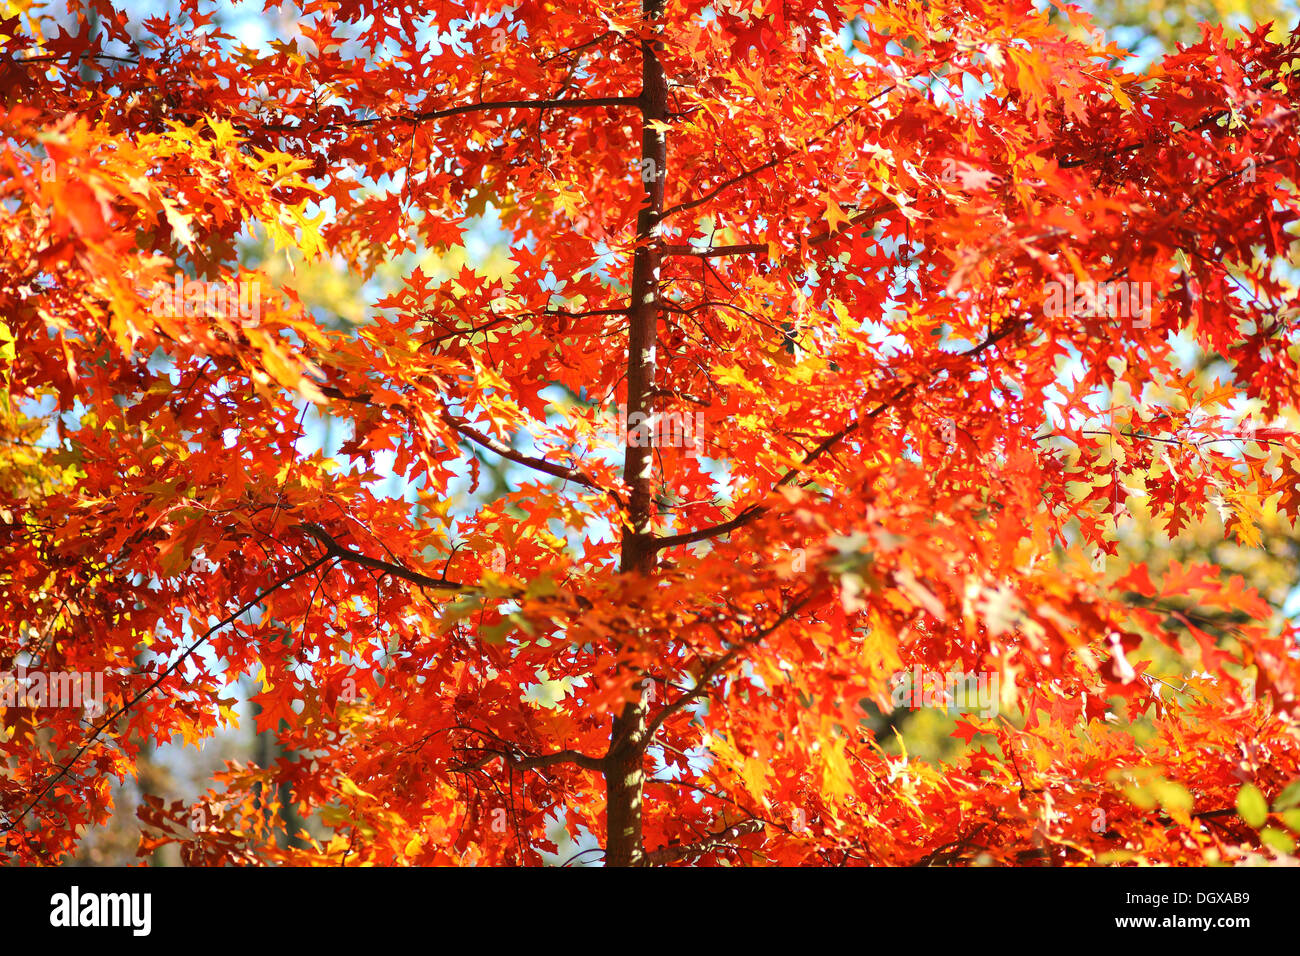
left=822, top=193, right=851, bottom=233
left=1110, top=80, right=1133, bottom=112
left=338, top=777, right=374, bottom=800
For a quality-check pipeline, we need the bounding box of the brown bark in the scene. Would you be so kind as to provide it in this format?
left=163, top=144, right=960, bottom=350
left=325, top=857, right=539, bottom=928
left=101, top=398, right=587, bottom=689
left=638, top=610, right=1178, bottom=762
left=605, top=0, right=668, bottom=868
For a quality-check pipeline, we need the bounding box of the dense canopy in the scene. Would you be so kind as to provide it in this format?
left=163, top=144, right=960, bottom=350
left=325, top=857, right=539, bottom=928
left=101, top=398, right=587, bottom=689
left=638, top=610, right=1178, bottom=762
left=3, top=0, right=1300, bottom=865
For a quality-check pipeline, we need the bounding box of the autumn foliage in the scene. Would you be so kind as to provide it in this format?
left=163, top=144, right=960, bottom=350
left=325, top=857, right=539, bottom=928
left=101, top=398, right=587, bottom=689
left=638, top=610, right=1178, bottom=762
left=4, top=0, right=1300, bottom=866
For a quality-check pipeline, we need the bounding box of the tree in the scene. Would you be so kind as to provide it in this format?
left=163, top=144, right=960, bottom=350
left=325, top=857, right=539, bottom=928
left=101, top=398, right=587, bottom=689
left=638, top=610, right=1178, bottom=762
left=3, top=0, right=1300, bottom=867
left=1078, top=0, right=1296, bottom=49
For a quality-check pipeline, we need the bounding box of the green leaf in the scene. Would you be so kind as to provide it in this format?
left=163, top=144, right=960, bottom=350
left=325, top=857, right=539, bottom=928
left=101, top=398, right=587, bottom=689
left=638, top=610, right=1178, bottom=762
left=1151, top=780, right=1193, bottom=815
left=525, top=572, right=558, bottom=599
left=1237, top=783, right=1269, bottom=828
left=1260, top=827, right=1296, bottom=853
left=1273, top=777, right=1300, bottom=811
left=479, top=620, right=513, bottom=644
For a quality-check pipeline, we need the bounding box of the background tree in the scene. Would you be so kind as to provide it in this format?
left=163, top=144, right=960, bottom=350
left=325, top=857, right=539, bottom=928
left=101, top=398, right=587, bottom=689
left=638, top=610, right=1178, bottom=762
left=1077, top=0, right=1298, bottom=49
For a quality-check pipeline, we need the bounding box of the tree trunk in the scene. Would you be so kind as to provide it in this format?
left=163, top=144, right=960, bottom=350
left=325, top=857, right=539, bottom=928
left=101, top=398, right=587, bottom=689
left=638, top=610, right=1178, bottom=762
left=605, top=0, right=668, bottom=868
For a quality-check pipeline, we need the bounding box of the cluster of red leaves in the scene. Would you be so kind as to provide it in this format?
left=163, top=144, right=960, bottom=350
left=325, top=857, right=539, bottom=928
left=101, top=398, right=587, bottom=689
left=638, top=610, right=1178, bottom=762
left=2, top=0, right=1300, bottom=865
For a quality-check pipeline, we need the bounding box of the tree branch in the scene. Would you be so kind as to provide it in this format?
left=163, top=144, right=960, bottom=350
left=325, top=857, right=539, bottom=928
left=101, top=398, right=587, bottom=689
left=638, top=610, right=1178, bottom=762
left=641, top=597, right=810, bottom=743
left=298, top=523, right=473, bottom=592
left=1, top=554, right=333, bottom=835
left=270, top=96, right=641, bottom=133
left=651, top=504, right=766, bottom=551
left=660, top=204, right=893, bottom=261
left=644, top=818, right=764, bottom=865
left=316, top=385, right=612, bottom=497
left=443, top=415, right=610, bottom=494
left=1058, top=109, right=1229, bottom=169
left=650, top=322, right=1019, bottom=554
left=659, top=90, right=892, bottom=221
left=663, top=242, right=768, bottom=258
left=452, top=747, right=606, bottom=774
